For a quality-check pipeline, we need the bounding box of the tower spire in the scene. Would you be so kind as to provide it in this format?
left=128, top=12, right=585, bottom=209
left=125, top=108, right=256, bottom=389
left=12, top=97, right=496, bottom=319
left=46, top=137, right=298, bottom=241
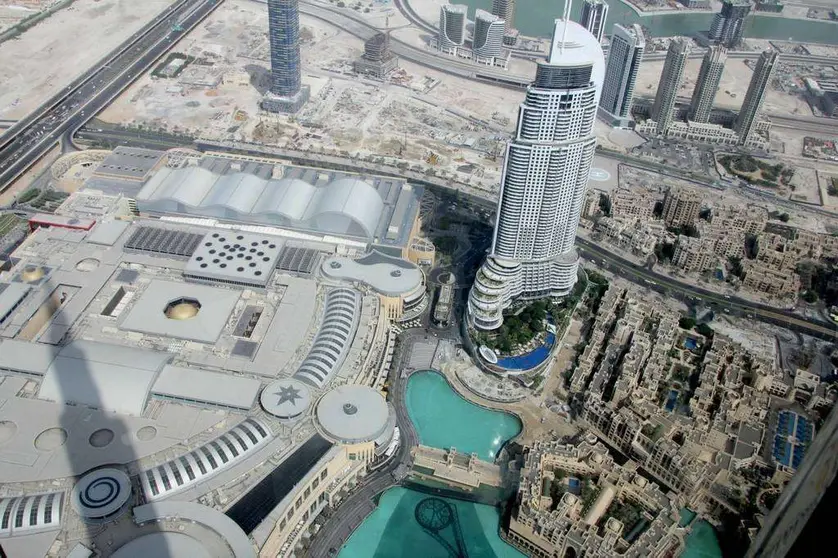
left=560, top=0, right=573, bottom=53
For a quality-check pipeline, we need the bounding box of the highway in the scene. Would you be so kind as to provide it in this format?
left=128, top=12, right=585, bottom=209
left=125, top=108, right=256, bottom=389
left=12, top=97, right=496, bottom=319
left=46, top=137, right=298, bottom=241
left=0, top=0, right=224, bottom=193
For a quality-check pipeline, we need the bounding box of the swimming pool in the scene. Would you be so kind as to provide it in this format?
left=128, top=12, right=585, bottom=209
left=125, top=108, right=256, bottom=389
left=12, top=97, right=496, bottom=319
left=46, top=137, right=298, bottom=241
left=496, top=332, right=556, bottom=371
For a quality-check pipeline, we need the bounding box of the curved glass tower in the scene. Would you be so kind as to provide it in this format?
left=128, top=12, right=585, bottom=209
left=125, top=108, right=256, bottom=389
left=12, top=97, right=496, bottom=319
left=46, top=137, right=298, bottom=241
left=468, top=16, right=604, bottom=331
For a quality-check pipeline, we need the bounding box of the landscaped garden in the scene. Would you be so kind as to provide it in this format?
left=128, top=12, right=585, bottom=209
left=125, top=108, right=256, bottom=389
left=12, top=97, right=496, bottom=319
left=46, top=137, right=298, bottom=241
left=718, top=154, right=795, bottom=189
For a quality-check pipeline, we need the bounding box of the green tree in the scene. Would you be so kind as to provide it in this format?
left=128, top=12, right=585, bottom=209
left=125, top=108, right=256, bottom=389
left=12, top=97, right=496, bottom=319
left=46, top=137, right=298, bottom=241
left=679, top=316, right=696, bottom=330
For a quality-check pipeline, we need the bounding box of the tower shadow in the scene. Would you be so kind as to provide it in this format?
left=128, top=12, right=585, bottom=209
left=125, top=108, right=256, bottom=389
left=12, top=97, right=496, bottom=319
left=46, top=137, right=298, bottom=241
left=9, top=273, right=170, bottom=556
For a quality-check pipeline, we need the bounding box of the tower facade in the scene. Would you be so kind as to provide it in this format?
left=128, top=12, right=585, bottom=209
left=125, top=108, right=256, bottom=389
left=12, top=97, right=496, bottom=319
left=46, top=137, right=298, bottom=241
left=734, top=50, right=779, bottom=145
left=709, top=0, right=751, bottom=48
left=468, top=17, right=605, bottom=331
left=580, top=0, right=609, bottom=43
left=651, top=38, right=689, bottom=135
left=473, top=9, right=505, bottom=59
left=689, top=46, right=727, bottom=123
left=438, top=4, right=468, bottom=54
left=263, top=0, right=309, bottom=113
left=490, top=0, right=516, bottom=23
left=598, top=23, right=644, bottom=127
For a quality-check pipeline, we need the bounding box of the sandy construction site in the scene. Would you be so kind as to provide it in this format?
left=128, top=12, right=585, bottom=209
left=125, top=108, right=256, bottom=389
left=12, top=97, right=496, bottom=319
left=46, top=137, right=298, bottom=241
left=97, top=0, right=531, bottom=191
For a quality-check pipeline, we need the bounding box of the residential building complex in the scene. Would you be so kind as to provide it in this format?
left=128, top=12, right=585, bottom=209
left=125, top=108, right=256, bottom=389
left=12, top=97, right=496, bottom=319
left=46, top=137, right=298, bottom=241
left=490, top=0, right=520, bottom=45
left=735, top=50, right=780, bottom=145
left=473, top=9, right=505, bottom=60
left=690, top=46, right=727, bottom=123
left=262, top=0, right=309, bottom=113
left=651, top=38, right=689, bottom=135
left=580, top=0, right=609, bottom=43
left=506, top=437, right=690, bottom=558
left=709, top=0, right=752, bottom=48
left=433, top=4, right=509, bottom=67
left=468, top=17, right=604, bottom=330
left=438, top=4, right=468, bottom=55
left=598, top=23, right=644, bottom=128
left=662, top=186, right=701, bottom=228
left=491, top=0, right=516, bottom=22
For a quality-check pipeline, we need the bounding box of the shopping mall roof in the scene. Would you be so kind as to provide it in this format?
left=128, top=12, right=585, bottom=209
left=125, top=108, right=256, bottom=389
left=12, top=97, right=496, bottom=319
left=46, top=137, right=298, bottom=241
left=321, top=250, right=423, bottom=297
left=137, top=167, right=385, bottom=240
left=135, top=159, right=421, bottom=247
left=92, top=146, right=164, bottom=182
left=86, top=220, right=130, bottom=246
left=118, top=279, right=240, bottom=343
left=183, top=230, right=283, bottom=287
left=151, top=365, right=261, bottom=410
left=260, top=378, right=312, bottom=419
left=0, top=338, right=57, bottom=375
left=29, top=213, right=96, bottom=231
left=0, top=282, right=29, bottom=322
left=37, top=340, right=171, bottom=416
left=293, top=288, right=360, bottom=389
left=315, top=384, right=391, bottom=444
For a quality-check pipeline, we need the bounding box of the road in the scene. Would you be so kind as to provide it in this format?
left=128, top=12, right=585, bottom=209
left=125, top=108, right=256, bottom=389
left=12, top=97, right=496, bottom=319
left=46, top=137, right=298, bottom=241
left=0, top=0, right=224, bottom=193
left=575, top=238, right=838, bottom=340
left=305, top=331, right=423, bottom=558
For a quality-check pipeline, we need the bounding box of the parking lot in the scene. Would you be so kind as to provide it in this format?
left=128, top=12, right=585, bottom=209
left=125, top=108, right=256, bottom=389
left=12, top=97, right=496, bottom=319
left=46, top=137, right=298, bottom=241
left=631, top=138, right=718, bottom=176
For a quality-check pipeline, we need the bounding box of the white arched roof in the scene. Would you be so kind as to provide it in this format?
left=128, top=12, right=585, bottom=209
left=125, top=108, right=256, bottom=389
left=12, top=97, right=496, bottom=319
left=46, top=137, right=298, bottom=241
left=136, top=168, right=386, bottom=240
left=203, top=173, right=266, bottom=213
left=37, top=341, right=171, bottom=416
left=294, top=289, right=360, bottom=389
left=252, top=178, right=316, bottom=221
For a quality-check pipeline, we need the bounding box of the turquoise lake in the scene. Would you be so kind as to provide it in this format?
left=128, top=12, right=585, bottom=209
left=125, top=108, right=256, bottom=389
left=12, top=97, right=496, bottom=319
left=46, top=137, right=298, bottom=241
left=456, top=0, right=838, bottom=44
left=405, top=370, right=522, bottom=461
left=339, top=487, right=526, bottom=558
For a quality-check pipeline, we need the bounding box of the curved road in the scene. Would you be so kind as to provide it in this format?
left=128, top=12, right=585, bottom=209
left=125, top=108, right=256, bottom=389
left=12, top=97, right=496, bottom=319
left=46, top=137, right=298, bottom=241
left=305, top=330, right=424, bottom=558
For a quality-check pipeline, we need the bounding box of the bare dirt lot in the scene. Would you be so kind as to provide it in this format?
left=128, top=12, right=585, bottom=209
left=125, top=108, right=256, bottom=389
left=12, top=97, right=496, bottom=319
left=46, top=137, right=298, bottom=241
left=0, top=0, right=176, bottom=120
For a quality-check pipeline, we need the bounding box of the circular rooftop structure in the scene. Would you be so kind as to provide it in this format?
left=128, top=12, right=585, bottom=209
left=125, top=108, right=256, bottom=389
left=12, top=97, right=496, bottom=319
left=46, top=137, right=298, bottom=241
left=112, top=532, right=212, bottom=558
left=315, top=384, right=391, bottom=445
left=261, top=379, right=312, bottom=420
left=21, top=265, right=46, bottom=283
left=164, top=297, right=201, bottom=320
left=71, top=467, right=132, bottom=521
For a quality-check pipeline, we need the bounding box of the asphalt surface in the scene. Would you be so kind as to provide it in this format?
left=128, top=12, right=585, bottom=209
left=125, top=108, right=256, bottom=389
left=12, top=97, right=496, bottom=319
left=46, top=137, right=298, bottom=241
left=304, top=331, right=423, bottom=558
left=0, top=0, right=223, bottom=192
left=576, top=238, right=838, bottom=340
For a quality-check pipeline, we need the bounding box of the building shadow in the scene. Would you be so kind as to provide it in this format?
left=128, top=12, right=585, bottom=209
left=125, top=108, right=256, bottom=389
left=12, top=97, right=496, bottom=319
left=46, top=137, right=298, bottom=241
left=244, top=64, right=272, bottom=95
left=21, top=275, right=169, bottom=556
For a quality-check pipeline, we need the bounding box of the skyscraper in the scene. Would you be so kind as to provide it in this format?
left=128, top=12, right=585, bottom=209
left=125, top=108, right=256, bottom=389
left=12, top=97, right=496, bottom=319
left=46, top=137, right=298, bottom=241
left=262, top=0, right=309, bottom=113
left=468, top=15, right=605, bottom=331
left=651, top=38, right=689, bottom=135
left=598, top=23, right=644, bottom=128
left=580, top=0, right=609, bottom=43
left=689, top=46, right=727, bottom=123
left=473, top=10, right=506, bottom=60
left=491, top=0, right=516, bottom=23
left=734, top=50, right=779, bottom=145
left=709, top=0, right=752, bottom=48
left=438, top=4, right=468, bottom=54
